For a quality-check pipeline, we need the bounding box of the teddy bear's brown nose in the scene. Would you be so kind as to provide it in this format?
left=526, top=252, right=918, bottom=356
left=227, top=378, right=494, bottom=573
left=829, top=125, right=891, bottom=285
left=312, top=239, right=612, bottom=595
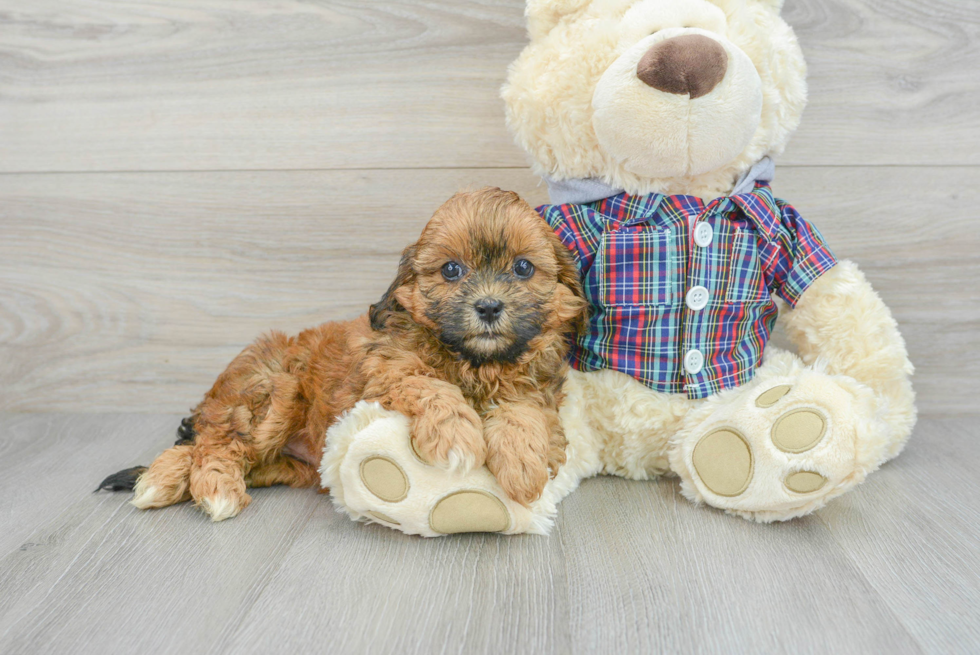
left=637, top=34, right=729, bottom=99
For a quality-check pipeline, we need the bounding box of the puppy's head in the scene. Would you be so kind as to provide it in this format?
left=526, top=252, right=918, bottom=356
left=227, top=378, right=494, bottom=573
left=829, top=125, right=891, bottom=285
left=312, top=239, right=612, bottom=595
left=370, top=187, right=585, bottom=367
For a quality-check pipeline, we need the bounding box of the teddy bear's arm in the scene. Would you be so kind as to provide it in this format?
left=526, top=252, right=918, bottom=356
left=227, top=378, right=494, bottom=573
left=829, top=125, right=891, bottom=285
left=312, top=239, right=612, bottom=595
left=781, top=259, right=916, bottom=460
left=750, top=200, right=914, bottom=459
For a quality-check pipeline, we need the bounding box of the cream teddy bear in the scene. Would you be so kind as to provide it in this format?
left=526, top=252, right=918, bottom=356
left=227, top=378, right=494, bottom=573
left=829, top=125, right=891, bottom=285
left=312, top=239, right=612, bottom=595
left=320, top=0, right=916, bottom=535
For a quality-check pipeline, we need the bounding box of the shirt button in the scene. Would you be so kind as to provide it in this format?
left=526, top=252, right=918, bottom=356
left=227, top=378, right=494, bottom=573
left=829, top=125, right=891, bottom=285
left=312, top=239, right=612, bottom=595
left=686, top=285, right=709, bottom=311
left=685, top=349, right=704, bottom=375
left=694, top=222, right=713, bottom=247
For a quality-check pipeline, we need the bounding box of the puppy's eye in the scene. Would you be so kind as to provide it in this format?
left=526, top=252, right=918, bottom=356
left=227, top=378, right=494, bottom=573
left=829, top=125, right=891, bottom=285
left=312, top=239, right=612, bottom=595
left=513, top=258, right=535, bottom=279
left=441, top=261, right=464, bottom=281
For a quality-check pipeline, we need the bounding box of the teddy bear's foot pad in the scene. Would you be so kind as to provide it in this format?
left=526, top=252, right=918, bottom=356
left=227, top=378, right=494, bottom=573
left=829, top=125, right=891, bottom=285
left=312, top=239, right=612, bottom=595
left=691, top=387, right=833, bottom=500
left=784, top=470, right=826, bottom=493
left=676, top=366, right=886, bottom=521
left=429, top=490, right=511, bottom=534
left=755, top=384, right=792, bottom=407
left=360, top=456, right=409, bottom=502
left=691, top=429, right=752, bottom=497
left=365, top=510, right=401, bottom=525
left=771, top=407, right=826, bottom=453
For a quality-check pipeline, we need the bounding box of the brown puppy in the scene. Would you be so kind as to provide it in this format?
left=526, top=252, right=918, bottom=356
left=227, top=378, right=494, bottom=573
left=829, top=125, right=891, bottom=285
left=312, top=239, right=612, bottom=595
left=100, top=188, right=586, bottom=521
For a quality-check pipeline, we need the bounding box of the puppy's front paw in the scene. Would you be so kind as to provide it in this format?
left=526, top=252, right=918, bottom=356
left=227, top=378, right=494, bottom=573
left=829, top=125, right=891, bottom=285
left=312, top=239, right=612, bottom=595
left=546, top=429, right=568, bottom=479
left=411, top=401, right=486, bottom=473
left=487, top=448, right=549, bottom=507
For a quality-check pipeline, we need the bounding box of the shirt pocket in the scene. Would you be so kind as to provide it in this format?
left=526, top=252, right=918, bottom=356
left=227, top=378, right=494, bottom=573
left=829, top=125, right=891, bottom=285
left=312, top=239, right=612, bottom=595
left=594, top=227, right=672, bottom=307
left=725, top=228, right=769, bottom=303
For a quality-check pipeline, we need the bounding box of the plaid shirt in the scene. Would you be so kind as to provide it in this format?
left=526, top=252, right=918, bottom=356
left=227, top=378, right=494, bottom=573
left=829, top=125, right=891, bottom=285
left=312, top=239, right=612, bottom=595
left=538, top=182, right=837, bottom=399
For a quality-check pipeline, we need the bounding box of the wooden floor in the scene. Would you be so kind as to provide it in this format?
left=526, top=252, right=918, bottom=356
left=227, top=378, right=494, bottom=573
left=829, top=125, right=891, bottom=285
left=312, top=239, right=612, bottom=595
left=2, top=0, right=980, bottom=652
left=0, top=414, right=977, bottom=654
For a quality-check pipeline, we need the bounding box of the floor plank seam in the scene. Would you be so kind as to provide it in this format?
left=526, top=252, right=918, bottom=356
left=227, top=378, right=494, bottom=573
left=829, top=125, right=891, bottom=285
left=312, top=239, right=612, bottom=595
left=813, top=510, right=929, bottom=655
left=205, top=495, right=320, bottom=655
left=0, top=495, right=130, bottom=645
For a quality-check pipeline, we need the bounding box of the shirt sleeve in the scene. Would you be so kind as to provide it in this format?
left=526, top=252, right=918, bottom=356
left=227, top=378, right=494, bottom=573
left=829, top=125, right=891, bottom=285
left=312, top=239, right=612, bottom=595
left=758, top=200, right=838, bottom=307
left=536, top=203, right=606, bottom=277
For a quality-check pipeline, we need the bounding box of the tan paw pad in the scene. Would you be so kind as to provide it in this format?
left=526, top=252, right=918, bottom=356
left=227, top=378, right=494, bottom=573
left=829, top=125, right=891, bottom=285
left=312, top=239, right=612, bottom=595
left=429, top=490, right=510, bottom=534
left=359, top=456, right=409, bottom=502
left=692, top=429, right=753, bottom=497
left=771, top=409, right=827, bottom=453
left=409, top=435, right=427, bottom=464
left=366, top=510, right=401, bottom=526
left=756, top=384, right=792, bottom=408
left=785, top=471, right=827, bottom=494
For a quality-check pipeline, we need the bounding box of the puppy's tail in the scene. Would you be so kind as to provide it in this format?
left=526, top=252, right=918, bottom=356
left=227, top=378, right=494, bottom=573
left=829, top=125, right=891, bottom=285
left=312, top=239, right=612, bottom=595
left=95, top=466, right=147, bottom=493
left=95, top=415, right=197, bottom=509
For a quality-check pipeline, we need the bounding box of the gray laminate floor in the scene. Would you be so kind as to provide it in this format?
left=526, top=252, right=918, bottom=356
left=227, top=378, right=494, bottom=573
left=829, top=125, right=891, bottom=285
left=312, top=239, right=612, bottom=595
left=0, top=413, right=977, bottom=654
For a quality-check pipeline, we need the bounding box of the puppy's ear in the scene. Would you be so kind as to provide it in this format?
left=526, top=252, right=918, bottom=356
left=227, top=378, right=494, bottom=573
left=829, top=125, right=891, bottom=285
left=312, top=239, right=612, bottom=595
left=550, top=232, right=584, bottom=299
left=548, top=232, right=589, bottom=334
left=369, top=244, right=417, bottom=332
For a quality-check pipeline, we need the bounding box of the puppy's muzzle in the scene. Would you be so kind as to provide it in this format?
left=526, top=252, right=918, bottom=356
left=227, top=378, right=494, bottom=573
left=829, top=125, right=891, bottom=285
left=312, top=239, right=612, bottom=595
left=637, top=34, right=728, bottom=99
left=474, top=298, right=505, bottom=325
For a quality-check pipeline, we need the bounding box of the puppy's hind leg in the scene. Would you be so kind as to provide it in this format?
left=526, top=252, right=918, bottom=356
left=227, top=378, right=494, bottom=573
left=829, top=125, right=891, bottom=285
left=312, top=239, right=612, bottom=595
left=246, top=457, right=320, bottom=489
left=188, top=439, right=254, bottom=522
left=175, top=412, right=199, bottom=445
left=96, top=412, right=200, bottom=497
left=131, top=444, right=194, bottom=509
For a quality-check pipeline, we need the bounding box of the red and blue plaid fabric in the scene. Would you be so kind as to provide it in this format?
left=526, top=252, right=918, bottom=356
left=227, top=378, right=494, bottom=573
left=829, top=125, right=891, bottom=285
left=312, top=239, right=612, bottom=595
left=538, top=182, right=837, bottom=399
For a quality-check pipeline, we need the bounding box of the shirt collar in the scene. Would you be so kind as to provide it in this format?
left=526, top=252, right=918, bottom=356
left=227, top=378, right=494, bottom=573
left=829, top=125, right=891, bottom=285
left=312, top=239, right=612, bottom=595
left=545, top=156, right=775, bottom=205
left=726, top=182, right=780, bottom=243
left=596, top=192, right=667, bottom=228
left=589, top=181, right=781, bottom=242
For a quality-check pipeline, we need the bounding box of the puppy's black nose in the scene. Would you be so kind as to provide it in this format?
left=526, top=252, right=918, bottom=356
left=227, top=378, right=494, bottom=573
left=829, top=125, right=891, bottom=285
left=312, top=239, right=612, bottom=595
left=474, top=298, right=504, bottom=324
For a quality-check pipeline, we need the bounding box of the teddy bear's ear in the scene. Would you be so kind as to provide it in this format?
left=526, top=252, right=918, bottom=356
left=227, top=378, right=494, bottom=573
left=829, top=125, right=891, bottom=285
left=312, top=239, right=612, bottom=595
left=525, top=0, right=592, bottom=39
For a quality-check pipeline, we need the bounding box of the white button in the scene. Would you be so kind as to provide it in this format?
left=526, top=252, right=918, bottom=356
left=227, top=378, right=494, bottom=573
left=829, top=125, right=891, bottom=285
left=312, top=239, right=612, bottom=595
left=685, top=349, right=704, bottom=375
left=686, top=285, right=709, bottom=311
left=694, top=222, right=713, bottom=247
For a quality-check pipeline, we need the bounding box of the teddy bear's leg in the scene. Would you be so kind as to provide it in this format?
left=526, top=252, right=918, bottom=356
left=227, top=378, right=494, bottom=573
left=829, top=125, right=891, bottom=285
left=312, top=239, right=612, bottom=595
left=669, top=261, right=914, bottom=521
left=560, top=368, right=695, bottom=480
left=319, top=385, right=603, bottom=537
left=669, top=350, right=890, bottom=521
left=782, top=260, right=916, bottom=460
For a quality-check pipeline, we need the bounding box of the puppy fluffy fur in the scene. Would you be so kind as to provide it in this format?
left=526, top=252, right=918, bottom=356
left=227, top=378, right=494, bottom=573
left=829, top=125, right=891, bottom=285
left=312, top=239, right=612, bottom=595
left=117, top=188, right=586, bottom=520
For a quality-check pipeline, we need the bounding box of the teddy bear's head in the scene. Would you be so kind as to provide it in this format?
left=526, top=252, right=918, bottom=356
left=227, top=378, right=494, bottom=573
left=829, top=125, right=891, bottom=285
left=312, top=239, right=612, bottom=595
left=502, top=0, right=807, bottom=199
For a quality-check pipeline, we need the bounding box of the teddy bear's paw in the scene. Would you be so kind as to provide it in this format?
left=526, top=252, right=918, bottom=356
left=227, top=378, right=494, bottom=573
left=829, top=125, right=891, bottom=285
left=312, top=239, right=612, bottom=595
left=355, top=454, right=512, bottom=533
left=320, top=402, right=567, bottom=537
left=675, top=369, right=887, bottom=522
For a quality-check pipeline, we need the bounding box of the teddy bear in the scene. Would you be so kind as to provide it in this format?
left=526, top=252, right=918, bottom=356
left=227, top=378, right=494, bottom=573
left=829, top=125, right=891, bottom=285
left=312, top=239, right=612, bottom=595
left=318, top=0, right=916, bottom=536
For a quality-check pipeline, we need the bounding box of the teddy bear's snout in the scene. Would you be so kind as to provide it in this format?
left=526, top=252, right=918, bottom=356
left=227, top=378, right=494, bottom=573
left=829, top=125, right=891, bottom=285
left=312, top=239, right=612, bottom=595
left=636, top=34, right=728, bottom=99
